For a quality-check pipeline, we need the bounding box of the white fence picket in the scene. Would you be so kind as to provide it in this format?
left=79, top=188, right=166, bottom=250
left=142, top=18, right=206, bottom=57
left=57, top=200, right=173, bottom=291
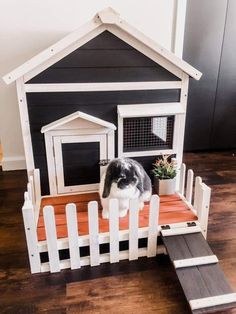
left=186, top=169, right=194, bottom=203
left=33, top=169, right=41, bottom=203
left=193, top=176, right=202, bottom=214
left=197, top=183, right=211, bottom=238
left=147, top=195, right=160, bottom=257
left=29, top=175, right=36, bottom=205
left=43, top=206, right=60, bottom=272
left=179, top=163, right=186, bottom=195
left=109, top=199, right=119, bottom=263
left=33, top=169, right=41, bottom=222
left=66, top=203, right=81, bottom=269
left=129, top=199, right=139, bottom=261
left=27, top=182, right=33, bottom=202
left=22, top=200, right=41, bottom=273
left=88, top=201, right=100, bottom=266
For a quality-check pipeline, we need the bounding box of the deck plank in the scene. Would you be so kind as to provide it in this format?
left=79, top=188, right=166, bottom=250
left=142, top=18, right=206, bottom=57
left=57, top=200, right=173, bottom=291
left=37, top=194, right=197, bottom=240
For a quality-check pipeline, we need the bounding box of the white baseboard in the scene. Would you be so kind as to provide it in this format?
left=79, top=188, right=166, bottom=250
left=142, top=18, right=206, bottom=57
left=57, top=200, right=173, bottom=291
left=1, top=155, right=26, bottom=171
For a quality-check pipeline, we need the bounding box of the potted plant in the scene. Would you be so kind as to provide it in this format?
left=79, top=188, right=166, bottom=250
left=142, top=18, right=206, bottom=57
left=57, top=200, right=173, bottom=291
left=152, top=155, right=177, bottom=195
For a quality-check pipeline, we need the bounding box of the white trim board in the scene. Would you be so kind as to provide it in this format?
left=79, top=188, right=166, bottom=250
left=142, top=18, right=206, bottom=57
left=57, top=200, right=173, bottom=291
left=117, top=103, right=185, bottom=118
left=24, top=81, right=182, bottom=93
left=41, top=111, right=116, bottom=133
left=2, top=7, right=202, bottom=85
left=1, top=155, right=26, bottom=171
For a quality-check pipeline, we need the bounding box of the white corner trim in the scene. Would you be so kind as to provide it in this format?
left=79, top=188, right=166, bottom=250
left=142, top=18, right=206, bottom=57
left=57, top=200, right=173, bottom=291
left=2, top=155, right=26, bottom=171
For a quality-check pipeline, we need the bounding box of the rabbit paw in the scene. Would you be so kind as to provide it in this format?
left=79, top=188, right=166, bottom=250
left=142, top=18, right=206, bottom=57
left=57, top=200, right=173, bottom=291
left=102, top=208, right=109, bottom=219
left=139, top=201, right=145, bottom=210
left=119, top=208, right=128, bottom=218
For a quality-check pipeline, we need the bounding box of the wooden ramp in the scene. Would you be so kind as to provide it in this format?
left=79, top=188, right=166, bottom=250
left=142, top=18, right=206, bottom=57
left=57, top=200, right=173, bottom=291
left=161, top=224, right=236, bottom=314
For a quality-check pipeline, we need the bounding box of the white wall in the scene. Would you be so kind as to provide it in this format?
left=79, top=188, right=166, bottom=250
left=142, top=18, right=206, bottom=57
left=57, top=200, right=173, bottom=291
left=0, top=0, right=185, bottom=170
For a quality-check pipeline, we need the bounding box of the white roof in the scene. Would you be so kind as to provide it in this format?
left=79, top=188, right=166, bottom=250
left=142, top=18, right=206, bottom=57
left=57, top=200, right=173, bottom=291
left=2, top=7, right=202, bottom=85
left=41, top=111, right=116, bottom=133
left=117, top=103, right=185, bottom=118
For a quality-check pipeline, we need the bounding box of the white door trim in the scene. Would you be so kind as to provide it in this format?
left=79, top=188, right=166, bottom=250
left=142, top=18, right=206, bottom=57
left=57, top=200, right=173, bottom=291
left=53, top=134, right=107, bottom=194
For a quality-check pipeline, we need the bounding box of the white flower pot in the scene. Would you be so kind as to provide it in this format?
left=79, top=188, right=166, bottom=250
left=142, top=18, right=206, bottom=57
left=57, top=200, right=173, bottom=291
left=154, top=177, right=176, bottom=195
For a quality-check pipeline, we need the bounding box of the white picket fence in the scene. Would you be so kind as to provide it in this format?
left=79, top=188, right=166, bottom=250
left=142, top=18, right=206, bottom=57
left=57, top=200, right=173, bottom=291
left=22, top=164, right=211, bottom=274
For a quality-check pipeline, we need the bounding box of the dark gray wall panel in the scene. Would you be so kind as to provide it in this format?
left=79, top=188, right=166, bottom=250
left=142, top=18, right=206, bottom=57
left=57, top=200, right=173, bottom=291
left=79, top=31, right=133, bottom=49
left=28, top=67, right=179, bottom=83
left=53, top=49, right=156, bottom=68
left=28, top=31, right=179, bottom=83
left=183, top=0, right=228, bottom=150
left=210, top=0, right=236, bottom=149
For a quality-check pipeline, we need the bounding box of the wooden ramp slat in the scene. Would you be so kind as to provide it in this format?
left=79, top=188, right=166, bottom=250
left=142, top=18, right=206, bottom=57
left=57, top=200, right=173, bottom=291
left=161, top=228, right=236, bottom=314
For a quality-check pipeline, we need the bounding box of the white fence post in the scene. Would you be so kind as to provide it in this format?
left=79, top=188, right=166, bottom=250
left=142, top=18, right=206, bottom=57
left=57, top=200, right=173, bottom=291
left=88, top=201, right=100, bottom=266
left=43, top=206, right=60, bottom=272
left=66, top=203, right=81, bottom=269
left=33, top=169, right=41, bottom=202
left=197, top=183, right=211, bottom=238
left=147, top=195, right=160, bottom=257
left=27, top=182, right=33, bottom=202
left=33, top=169, right=41, bottom=223
left=22, top=194, right=41, bottom=274
left=109, top=199, right=119, bottom=263
left=193, top=176, right=202, bottom=213
left=129, top=198, right=139, bottom=261
left=29, top=175, right=36, bottom=205
left=179, top=163, right=186, bottom=195
left=186, top=169, right=194, bottom=203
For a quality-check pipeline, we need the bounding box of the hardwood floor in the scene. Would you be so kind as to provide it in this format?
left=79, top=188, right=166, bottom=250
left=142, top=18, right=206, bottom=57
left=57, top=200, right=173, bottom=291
left=0, top=151, right=236, bottom=314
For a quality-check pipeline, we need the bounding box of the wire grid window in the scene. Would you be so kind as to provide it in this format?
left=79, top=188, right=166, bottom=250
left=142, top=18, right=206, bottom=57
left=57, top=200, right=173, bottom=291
left=123, top=115, right=175, bottom=152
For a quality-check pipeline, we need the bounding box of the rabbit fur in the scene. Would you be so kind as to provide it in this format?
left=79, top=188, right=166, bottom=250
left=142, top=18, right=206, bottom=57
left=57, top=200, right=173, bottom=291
left=99, top=158, right=152, bottom=219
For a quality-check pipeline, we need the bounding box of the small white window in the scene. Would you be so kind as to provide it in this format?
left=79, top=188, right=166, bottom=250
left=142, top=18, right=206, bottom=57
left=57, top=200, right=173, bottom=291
left=118, top=103, right=185, bottom=158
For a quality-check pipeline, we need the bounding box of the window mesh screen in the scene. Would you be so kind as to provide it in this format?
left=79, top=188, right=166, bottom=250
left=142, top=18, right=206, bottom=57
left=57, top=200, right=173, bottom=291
left=123, top=116, right=174, bottom=152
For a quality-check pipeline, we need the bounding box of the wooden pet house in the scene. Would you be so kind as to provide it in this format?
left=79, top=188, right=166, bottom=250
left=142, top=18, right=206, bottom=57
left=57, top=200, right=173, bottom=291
left=3, top=8, right=236, bottom=314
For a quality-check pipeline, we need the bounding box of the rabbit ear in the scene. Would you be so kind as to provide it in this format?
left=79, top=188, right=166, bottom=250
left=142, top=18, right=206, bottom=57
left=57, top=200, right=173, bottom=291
left=133, top=163, right=144, bottom=194
left=102, top=166, right=113, bottom=198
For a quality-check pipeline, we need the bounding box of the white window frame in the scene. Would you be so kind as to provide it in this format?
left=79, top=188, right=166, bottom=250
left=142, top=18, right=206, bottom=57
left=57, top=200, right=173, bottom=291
left=117, top=103, right=185, bottom=158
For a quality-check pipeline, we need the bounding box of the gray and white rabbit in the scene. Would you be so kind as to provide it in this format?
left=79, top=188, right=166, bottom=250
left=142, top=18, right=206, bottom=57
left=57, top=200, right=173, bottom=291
left=99, top=158, right=152, bottom=219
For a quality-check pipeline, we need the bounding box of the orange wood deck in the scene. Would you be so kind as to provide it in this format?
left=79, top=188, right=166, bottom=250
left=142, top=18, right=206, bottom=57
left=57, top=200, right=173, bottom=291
left=37, top=193, right=197, bottom=241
